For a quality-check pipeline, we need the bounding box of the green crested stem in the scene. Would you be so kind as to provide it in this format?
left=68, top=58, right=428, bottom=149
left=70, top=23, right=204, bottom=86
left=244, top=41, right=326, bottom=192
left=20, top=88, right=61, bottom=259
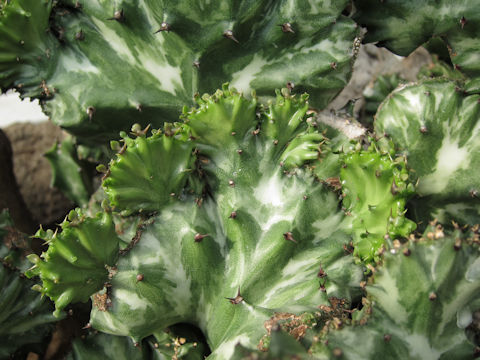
left=340, top=142, right=416, bottom=263
left=26, top=209, right=120, bottom=317
left=103, top=127, right=195, bottom=213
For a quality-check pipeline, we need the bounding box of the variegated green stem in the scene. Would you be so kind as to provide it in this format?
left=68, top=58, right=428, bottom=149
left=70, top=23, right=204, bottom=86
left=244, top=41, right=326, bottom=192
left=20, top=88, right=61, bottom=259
left=1, top=0, right=359, bottom=143
left=353, top=0, right=480, bottom=78
left=315, top=224, right=480, bottom=359
left=374, top=79, right=480, bottom=227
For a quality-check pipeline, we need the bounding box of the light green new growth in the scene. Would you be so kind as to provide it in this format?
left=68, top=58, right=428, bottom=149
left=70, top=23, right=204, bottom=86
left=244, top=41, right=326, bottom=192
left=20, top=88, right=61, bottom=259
left=26, top=210, right=120, bottom=317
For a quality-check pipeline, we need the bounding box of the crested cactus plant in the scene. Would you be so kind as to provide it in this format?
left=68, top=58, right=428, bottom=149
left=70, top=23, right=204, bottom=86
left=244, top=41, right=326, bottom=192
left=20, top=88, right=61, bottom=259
left=3, top=0, right=480, bottom=356
left=24, top=87, right=423, bottom=358
left=0, top=0, right=360, bottom=143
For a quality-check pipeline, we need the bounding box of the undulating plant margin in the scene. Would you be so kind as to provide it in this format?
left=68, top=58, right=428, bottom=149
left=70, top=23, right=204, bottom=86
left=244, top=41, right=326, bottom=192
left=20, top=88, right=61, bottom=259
left=26, top=82, right=480, bottom=358
left=0, top=0, right=479, bottom=358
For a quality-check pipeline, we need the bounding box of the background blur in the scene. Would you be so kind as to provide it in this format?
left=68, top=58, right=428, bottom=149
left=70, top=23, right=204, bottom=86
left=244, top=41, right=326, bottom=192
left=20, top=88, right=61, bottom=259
left=0, top=90, right=47, bottom=126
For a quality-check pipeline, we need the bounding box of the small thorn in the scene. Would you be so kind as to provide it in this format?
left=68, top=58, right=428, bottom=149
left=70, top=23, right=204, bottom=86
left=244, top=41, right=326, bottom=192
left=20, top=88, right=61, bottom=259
left=136, top=274, right=144, bottom=282
left=470, top=189, right=478, bottom=198
left=402, top=248, right=411, bottom=256
left=454, top=64, right=462, bottom=71
left=384, top=334, right=392, bottom=342
left=194, top=233, right=208, bottom=242
left=228, top=179, right=235, bottom=187
left=252, top=128, right=260, bottom=136
left=280, top=22, right=295, bottom=33
left=154, top=22, right=171, bottom=33
left=134, top=342, right=140, bottom=348
left=237, top=149, right=243, bottom=155
left=283, top=232, right=297, bottom=243
left=460, top=16, right=467, bottom=29
left=273, top=139, right=279, bottom=145
left=136, top=104, right=143, bottom=112
left=223, top=30, right=239, bottom=43
left=420, top=125, right=428, bottom=133
left=391, top=180, right=399, bottom=195
left=286, top=81, right=294, bottom=91
left=86, top=106, right=95, bottom=121
left=75, top=29, right=85, bottom=41
left=428, top=292, right=437, bottom=301
left=343, top=243, right=354, bottom=254
left=317, top=266, right=327, bottom=278
left=330, top=62, right=337, bottom=70
left=82, top=323, right=92, bottom=329
left=193, top=60, right=200, bottom=69
left=108, top=9, right=125, bottom=22
left=74, top=1, right=82, bottom=9
left=226, top=289, right=243, bottom=304
left=231, top=131, right=236, bottom=136
left=229, top=211, right=237, bottom=219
